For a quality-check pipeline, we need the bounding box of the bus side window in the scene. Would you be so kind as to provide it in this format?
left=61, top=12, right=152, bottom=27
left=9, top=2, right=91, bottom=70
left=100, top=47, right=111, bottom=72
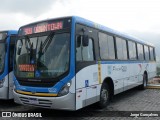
left=99, top=32, right=115, bottom=60
left=82, top=38, right=94, bottom=61
left=76, top=36, right=82, bottom=61
left=76, top=35, right=94, bottom=61
left=116, top=37, right=127, bottom=60
left=128, top=41, right=137, bottom=60
left=144, top=45, right=149, bottom=61
left=137, top=43, right=144, bottom=60
left=149, top=47, right=154, bottom=61
left=153, top=48, right=156, bottom=61
left=121, top=39, right=127, bottom=60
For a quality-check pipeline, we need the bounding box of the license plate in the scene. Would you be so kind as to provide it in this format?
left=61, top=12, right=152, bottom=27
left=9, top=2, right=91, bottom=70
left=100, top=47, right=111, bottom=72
left=29, top=98, right=39, bottom=104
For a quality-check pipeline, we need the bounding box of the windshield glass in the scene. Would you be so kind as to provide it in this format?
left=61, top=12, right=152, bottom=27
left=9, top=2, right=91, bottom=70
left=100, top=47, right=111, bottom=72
left=0, top=32, right=7, bottom=40
left=0, top=43, right=5, bottom=73
left=15, top=32, right=70, bottom=78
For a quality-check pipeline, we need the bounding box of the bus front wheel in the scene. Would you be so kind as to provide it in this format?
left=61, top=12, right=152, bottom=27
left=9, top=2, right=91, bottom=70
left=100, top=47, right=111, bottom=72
left=97, top=83, right=110, bottom=108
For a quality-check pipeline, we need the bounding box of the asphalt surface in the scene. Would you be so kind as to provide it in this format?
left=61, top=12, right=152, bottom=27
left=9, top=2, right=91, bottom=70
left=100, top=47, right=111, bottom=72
left=0, top=88, right=160, bottom=120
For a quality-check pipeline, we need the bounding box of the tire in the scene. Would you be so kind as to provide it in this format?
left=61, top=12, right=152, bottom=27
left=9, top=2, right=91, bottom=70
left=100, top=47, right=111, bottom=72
left=97, top=83, right=110, bottom=108
left=139, top=73, right=148, bottom=90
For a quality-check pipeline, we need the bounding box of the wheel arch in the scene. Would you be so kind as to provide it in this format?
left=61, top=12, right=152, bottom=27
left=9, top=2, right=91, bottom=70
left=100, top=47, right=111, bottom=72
left=144, top=70, right=148, bottom=81
left=102, top=77, right=114, bottom=99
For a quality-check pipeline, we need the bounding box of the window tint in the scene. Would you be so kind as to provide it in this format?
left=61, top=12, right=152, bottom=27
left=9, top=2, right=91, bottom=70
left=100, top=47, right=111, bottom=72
left=122, top=39, right=127, bottom=59
left=99, top=32, right=115, bottom=59
left=116, top=37, right=123, bottom=59
left=137, top=43, right=144, bottom=60
left=149, top=47, right=154, bottom=61
left=144, top=45, right=149, bottom=60
left=82, top=38, right=94, bottom=61
left=76, top=36, right=94, bottom=61
left=108, top=36, right=115, bottom=59
left=76, top=36, right=82, bottom=61
left=99, top=33, right=108, bottom=59
left=128, top=41, right=137, bottom=60
left=116, top=37, right=127, bottom=60
left=153, top=48, right=156, bottom=60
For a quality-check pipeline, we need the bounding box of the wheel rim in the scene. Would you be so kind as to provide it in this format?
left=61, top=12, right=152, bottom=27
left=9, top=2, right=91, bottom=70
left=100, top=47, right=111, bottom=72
left=101, top=88, right=108, bottom=104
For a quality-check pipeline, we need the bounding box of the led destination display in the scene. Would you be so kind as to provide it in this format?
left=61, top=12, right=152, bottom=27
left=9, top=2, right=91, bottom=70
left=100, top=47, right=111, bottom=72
left=19, top=18, right=71, bottom=35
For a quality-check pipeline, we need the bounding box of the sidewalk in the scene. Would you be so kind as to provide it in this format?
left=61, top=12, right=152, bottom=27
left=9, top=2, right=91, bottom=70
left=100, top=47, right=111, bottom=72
left=147, top=77, right=160, bottom=89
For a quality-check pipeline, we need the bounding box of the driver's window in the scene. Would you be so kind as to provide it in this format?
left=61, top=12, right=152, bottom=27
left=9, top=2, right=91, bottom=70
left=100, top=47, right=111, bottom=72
left=76, top=35, right=94, bottom=61
left=76, top=36, right=82, bottom=61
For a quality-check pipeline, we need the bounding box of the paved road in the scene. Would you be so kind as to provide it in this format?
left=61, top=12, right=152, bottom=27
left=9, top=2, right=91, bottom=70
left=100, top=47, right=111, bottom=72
left=0, top=88, right=160, bottom=120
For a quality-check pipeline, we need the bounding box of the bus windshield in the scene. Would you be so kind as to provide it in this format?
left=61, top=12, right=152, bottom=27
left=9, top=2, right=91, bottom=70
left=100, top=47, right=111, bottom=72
left=0, top=43, right=5, bottom=73
left=15, top=32, right=70, bottom=78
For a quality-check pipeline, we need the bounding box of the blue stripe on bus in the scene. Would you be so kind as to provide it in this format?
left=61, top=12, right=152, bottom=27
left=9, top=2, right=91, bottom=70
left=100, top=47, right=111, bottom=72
left=98, top=61, right=149, bottom=64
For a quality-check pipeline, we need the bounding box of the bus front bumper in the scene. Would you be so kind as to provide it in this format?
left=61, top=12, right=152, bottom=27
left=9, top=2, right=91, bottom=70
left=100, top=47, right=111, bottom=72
left=13, top=90, right=75, bottom=110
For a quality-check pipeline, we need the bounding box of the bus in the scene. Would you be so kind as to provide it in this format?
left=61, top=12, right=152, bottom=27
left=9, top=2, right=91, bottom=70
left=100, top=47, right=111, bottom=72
left=0, top=30, right=17, bottom=99
left=13, top=16, right=156, bottom=110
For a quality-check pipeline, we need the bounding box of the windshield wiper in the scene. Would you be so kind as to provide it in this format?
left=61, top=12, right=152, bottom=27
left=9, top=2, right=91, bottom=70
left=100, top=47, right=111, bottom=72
left=36, top=32, right=55, bottom=69
left=38, top=32, right=54, bottom=58
left=42, top=32, right=54, bottom=53
left=24, top=36, right=36, bottom=65
left=24, top=36, right=32, bottom=53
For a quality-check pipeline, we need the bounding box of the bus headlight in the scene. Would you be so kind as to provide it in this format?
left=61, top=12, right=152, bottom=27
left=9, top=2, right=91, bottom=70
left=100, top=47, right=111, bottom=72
left=0, top=79, right=5, bottom=88
left=58, top=81, right=71, bottom=97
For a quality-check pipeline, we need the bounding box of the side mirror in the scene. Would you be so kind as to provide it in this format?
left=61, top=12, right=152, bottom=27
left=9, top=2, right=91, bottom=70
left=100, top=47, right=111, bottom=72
left=82, top=35, right=89, bottom=46
left=77, top=36, right=81, bottom=47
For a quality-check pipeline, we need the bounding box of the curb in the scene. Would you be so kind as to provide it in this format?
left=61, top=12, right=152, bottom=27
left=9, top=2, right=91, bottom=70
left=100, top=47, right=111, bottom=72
left=146, top=86, right=160, bottom=89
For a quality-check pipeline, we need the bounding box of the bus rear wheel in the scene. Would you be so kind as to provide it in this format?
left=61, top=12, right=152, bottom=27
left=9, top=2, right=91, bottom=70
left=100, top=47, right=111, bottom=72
left=139, top=73, right=148, bottom=90
left=97, top=83, right=110, bottom=108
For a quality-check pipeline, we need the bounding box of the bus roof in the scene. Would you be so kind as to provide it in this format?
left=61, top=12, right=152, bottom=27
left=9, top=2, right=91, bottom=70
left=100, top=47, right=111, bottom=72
left=19, top=16, right=154, bottom=47
left=73, top=16, right=154, bottom=47
left=7, top=30, right=18, bottom=35
left=0, top=30, right=18, bottom=35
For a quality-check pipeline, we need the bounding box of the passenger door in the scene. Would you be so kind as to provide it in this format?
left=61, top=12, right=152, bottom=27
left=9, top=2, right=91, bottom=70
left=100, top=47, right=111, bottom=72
left=75, top=24, right=99, bottom=110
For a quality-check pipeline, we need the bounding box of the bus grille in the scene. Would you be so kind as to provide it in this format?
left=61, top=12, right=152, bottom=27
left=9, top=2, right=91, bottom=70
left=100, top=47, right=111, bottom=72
left=18, top=80, right=57, bottom=87
left=20, top=97, right=52, bottom=108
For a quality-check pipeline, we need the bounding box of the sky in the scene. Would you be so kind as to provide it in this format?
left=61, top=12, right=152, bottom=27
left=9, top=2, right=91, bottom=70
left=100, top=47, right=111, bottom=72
left=0, top=0, right=160, bottom=60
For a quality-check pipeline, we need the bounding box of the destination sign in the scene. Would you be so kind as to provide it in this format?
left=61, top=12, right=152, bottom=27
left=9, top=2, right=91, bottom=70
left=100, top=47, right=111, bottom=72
left=23, top=21, right=63, bottom=35
left=19, top=18, right=72, bottom=35
left=19, top=64, right=35, bottom=72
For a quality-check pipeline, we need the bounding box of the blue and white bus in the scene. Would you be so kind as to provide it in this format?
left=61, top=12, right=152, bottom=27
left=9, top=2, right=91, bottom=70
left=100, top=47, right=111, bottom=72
left=0, top=30, right=17, bottom=99
left=13, top=16, right=156, bottom=110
